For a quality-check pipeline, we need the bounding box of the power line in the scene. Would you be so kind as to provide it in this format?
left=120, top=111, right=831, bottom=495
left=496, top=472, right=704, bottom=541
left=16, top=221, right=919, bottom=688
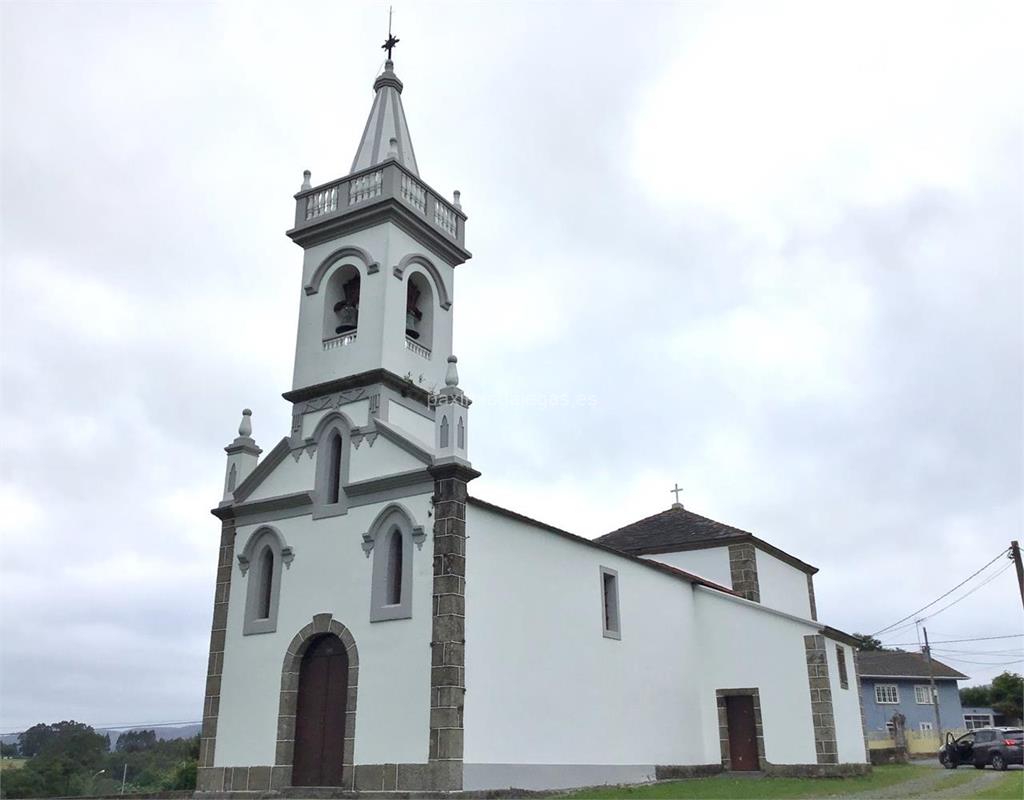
left=936, top=655, right=1024, bottom=667
left=0, top=719, right=202, bottom=738
left=872, top=548, right=1011, bottom=636
left=881, top=634, right=1024, bottom=646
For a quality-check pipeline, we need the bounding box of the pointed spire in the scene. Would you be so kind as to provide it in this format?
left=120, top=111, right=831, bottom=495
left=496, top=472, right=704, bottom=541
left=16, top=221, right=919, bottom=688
left=350, top=60, right=419, bottom=176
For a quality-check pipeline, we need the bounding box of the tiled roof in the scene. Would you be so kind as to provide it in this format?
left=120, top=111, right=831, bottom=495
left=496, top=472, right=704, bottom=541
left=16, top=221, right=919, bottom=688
left=856, top=650, right=968, bottom=680
left=596, top=506, right=752, bottom=553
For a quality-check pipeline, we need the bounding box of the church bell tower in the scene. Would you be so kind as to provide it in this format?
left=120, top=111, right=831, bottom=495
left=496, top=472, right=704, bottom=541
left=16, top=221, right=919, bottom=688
left=285, top=57, right=470, bottom=399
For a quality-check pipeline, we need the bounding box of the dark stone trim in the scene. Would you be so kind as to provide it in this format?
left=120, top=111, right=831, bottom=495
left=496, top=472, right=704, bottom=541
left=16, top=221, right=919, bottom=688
left=276, top=616, right=361, bottom=790
left=654, top=764, right=723, bottom=779
left=763, top=763, right=871, bottom=777
left=284, top=369, right=431, bottom=408
left=196, top=521, right=236, bottom=790
left=807, top=574, right=818, bottom=621
left=804, top=634, right=839, bottom=765
left=467, top=497, right=736, bottom=596
left=728, top=543, right=760, bottom=602
left=212, top=492, right=315, bottom=522
left=230, top=438, right=292, bottom=504
left=820, top=625, right=860, bottom=647
left=715, top=688, right=766, bottom=771
left=426, top=461, right=479, bottom=790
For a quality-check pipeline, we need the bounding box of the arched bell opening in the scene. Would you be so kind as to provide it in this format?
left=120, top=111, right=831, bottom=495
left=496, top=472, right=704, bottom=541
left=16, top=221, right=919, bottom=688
left=323, top=265, right=361, bottom=339
left=404, top=271, right=434, bottom=350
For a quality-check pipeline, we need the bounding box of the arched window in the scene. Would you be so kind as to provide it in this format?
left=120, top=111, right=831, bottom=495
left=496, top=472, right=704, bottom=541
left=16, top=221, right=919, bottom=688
left=457, top=417, right=465, bottom=450
left=240, top=526, right=292, bottom=635
left=404, top=271, right=434, bottom=351
left=439, top=415, right=449, bottom=448
left=312, top=415, right=352, bottom=518
left=323, top=265, right=361, bottom=341
left=385, top=528, right=403, bottom=606
left=227, top=463, right=238, bottom=493
left=326, top=431, right=343, bottom=505
left=257, top=546, right=274, bottom=619
left=366, top=505, right=421, bottom=622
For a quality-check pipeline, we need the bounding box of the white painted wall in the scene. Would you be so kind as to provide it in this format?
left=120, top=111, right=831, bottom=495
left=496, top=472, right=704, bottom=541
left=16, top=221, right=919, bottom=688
left=755, top=549, right=813, bottom=619
left=693, top=588, right=820, bottom=765
left=301, top=399, right=371, bottom=438
left=244, top=446, right=311, bottom=502
left=463, top=504, right=707, bottom=769
left=216, top=490, right=435, bottom=768
left=642, top=547, right=732, bottom=588
left=826, top=638, right=868, bottom=764
left=292, top=224, right=455, bottom=394
left=347, top=435, right=425, bottom=482
left=387, top=402, right=434, bottom=447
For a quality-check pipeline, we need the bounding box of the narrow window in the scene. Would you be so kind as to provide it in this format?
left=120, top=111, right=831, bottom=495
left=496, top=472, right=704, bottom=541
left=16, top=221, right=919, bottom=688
left=440, top=415, right=449, bottom=448
left=600, top=567, right=620, bottom=639
left=227, top=463, right=237, bottom=492
left=875, top=684, right=899, bottom=704
left=914, top=685, right=934, bottom=705
left=257, top=547, right=274, bottom=619
left=326, top=431, right=342, bottom=504
left=385, top=528, right=403, bottom=605
left=457, top=417, right=465, bottom=449
left=836, top=644, right=849, bottom=689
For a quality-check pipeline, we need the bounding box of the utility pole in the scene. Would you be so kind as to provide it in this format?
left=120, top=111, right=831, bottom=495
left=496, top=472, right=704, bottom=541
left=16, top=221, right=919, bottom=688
left=923, top=627, right=943, bottom=740
left=1010, top=540, right=1024, bottom=611
left=121, top=763, right=128, bottom=795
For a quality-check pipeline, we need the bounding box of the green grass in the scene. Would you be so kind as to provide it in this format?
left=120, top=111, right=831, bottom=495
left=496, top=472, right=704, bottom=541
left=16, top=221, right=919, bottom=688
left=927, top=769, right=986, bottom=794
left=965, top=770, right=1024, bottom=799
left=555, top=764, right=931, bottom=799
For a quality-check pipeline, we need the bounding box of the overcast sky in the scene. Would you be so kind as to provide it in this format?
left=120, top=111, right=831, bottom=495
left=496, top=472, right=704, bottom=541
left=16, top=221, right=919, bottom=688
left=1, top=1, right=1021, bottom=733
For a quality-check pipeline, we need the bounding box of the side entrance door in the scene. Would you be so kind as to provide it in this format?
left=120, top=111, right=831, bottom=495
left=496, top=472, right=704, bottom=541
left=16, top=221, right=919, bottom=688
left=725, top=695, right=760, bottom=771
left=293, top=635, right=349, bottom=786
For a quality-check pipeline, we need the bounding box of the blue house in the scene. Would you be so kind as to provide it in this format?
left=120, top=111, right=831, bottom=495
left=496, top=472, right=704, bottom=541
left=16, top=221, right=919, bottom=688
left=857, top=650, right=968, bottom=736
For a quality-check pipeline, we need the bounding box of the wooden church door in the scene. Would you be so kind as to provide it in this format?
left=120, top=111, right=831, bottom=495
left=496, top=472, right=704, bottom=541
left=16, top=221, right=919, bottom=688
left=725, top=695, right=759, bottom=771
left=293, top=635, right=349, bottom=786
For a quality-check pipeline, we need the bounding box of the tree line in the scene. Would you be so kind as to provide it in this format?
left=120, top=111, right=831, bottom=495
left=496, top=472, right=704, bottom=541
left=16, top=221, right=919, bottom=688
left=0, top=721, right=196, bottom=798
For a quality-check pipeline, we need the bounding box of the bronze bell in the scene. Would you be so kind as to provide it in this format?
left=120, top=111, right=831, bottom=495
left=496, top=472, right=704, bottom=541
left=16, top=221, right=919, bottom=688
left=334, top=301, right=358, bottom=334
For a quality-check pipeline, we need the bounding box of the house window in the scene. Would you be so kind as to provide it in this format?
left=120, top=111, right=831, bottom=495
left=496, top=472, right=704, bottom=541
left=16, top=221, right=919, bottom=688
left=964, top=714, right=993, bottom=730
left=367, top=506, right=419, bottom=622
left=240, top=526, right=291, bottom=635
left=600, top=567, right=620, bottom=639
left=919, top=721, right=933, bottom=733
left=914, top=685, right=934, bottom=705
left=875, top=684, right=899, bottom=704
left=836, top=645, right=849, bottom=690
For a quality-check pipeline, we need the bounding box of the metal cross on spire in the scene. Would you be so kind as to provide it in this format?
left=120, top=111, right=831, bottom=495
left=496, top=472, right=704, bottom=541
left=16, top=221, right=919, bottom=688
left=670, top=483, right=684, bottom=508
left=382, top=6, right=399, bottom=60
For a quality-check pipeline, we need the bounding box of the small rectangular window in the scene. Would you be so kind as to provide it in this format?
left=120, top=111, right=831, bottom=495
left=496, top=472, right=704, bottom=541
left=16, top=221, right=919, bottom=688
left=875, top=684, right=899, bottom=704
left=919, top=721, right=933, bottom=732
left=964, top=714, right=993, bottom=730
left=600, top=567, right=620, bottom=640
left=914, top=685, right=934, bottom=705
left=836, top=645, right=849, bottom=690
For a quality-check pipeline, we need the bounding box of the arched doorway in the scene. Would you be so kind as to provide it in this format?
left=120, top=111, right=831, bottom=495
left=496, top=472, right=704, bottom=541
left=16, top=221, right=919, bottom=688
left=293, top=634, right=349, bottom=786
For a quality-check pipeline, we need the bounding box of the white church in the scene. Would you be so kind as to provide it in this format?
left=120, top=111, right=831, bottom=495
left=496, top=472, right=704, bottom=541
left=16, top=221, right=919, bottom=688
left=195, top=48, right=870, bottom=794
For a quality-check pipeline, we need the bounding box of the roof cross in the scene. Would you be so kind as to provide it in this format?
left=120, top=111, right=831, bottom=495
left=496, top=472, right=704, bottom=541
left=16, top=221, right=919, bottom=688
left=382, top=6, right=400, bottom=60
left=670, top=483, right=684, bottom=508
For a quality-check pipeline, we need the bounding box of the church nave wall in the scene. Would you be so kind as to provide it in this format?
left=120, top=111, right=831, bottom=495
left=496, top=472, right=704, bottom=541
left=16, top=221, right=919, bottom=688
left=214, top=493, right=435, bottom=770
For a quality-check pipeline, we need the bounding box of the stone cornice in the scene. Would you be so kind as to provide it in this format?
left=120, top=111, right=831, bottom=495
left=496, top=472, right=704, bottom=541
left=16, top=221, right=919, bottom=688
left=283, top=368, right=431, bottom=407
left=286, top=195, right=472, bottom=266
left=211, top=490, right=314, bottom=522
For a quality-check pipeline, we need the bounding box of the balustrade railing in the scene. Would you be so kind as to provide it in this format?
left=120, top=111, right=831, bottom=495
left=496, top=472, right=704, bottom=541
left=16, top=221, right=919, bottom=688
left=434, top=202, right=457, bottom=237
left=293, top=163, right=464, bottom=248
left=323, top=331, right=358, bottom=350
left=349, top=171, right=383, bottom=206
left=404, top=337, right=431, bottom=359
left=306, top=186, right=339, bottom=221
left=401, top=173, right=426, bottom=213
